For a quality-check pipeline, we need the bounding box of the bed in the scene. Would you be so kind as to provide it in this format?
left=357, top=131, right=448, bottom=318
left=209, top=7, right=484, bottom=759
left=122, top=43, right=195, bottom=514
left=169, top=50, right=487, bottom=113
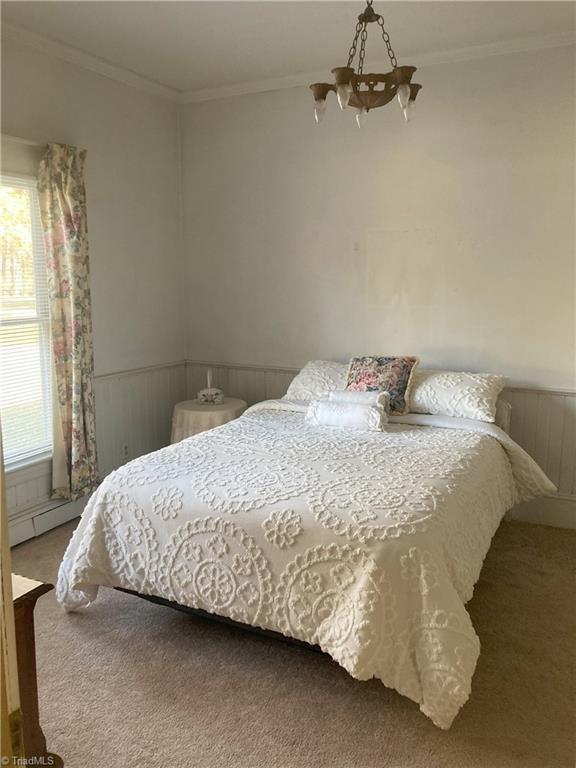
left=56, top=397, right=554, bottom=729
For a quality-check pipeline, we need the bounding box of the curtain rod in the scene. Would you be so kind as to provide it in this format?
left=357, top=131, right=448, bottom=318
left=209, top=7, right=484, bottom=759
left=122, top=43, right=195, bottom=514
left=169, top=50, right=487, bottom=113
left=2, top=134, right=45, bottom=147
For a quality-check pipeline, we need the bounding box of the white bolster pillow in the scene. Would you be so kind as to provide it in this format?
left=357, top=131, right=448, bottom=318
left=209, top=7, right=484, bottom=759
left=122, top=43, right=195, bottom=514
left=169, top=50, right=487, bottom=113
left=328, top=389, right=390, bottom=411
left=306, top=400, right=387, bottom=431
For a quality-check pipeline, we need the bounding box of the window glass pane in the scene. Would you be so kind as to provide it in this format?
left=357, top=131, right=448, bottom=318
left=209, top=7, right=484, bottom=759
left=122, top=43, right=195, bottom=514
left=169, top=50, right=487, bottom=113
left=0, top=178, right=52, bottom=466
left=0, top=323, right=51, bottom=460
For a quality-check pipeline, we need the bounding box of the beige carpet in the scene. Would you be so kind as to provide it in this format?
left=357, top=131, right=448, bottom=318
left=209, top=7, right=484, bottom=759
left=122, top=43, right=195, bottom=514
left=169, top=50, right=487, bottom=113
left=11, top=520, right=575, bottom=768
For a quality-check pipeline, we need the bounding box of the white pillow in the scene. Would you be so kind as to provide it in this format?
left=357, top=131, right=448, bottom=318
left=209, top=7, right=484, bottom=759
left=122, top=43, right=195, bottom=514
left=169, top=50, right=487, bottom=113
left=285, top=360, right=347, bottom=401
left=328, top=389, right=391, bottom=412
left=410, top=370, right=506, bottom=422
left=306, top=400, right=386, bottom=431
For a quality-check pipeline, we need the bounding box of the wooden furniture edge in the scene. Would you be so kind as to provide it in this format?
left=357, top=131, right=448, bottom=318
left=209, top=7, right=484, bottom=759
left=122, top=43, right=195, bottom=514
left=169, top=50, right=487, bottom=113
left=12, top=576, right=63, bottom=767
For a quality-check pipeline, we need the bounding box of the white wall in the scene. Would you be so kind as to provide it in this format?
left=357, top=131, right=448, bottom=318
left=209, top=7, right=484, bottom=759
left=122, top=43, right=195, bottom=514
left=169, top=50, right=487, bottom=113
left=181, top=45, right=575, bottom=390
left=1, top=38, right=185, bottom=375
left=2, top=38, right=187, bottom=542
left=2, top=37, right=575, bottom=536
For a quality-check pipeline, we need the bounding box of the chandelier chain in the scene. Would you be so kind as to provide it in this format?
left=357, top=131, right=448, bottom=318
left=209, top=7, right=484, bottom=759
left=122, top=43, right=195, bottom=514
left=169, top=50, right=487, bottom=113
left=347, top=21, right=363, bottom=67
left=377, top=16, right=398, bottom=68
left=357, top=23, right=368, bottom=75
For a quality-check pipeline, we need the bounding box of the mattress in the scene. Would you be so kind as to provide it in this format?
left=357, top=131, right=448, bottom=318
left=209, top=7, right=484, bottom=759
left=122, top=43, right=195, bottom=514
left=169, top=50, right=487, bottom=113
left=56, top=400, right=554, bottom=728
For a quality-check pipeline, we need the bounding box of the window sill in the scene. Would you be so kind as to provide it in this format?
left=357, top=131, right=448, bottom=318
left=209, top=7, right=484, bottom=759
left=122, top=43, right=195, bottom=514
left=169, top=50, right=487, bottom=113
left=5, top=452, right=53, bottom=475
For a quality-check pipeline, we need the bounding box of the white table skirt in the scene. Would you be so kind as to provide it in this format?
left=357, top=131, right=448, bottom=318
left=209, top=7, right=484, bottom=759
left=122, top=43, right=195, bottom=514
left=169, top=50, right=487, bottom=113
left=171, top=398, right=247, bottom=443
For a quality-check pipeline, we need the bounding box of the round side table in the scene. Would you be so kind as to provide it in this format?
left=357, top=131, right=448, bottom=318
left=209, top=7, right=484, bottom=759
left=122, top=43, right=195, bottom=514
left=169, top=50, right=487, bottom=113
left=170, top=398, right=247, bottom=443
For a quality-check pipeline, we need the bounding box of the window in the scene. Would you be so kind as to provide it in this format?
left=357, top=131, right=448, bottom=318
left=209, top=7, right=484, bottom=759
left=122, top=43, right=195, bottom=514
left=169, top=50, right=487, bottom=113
left=0, top=174, right=52, bottom=468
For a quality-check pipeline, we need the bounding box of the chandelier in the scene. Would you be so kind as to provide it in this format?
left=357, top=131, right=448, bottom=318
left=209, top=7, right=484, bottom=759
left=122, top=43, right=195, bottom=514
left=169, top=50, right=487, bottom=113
left=310, top=0, right=422, bottom=127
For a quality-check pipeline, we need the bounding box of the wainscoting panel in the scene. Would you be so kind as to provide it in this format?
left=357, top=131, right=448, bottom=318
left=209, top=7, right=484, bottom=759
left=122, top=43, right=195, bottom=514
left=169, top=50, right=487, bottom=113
left=6, top=459, right=52, bottom=515
left=186, top=362, right=297, bottom=405
left=505, top=388, right=576, bottom=497
left=95, top=362, right=186, bottom=477
left=186, top=360, right=576, bottom=528
left=9, top=359, right=575, bottom=544
left=8, top=361, right=187, bottom=545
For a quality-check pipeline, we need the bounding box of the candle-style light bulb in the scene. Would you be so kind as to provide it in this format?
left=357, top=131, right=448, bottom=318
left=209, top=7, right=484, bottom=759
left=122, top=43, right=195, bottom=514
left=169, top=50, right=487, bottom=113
left=337, top=83, right=352, bottom=110
left=314, top=99, right=327, bottom=124
left=355, top=108, right=368, bottom=128
left=207, top=368, right=213, bottom=389
left=397, top=83, right=411, bottom=110
left=403, top=100, right=415, bottom=122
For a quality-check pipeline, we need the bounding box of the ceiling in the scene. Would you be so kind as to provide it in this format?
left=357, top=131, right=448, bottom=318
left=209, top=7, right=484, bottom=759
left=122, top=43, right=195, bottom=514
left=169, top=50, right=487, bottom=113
left=2, top=1, right=574, bottom=98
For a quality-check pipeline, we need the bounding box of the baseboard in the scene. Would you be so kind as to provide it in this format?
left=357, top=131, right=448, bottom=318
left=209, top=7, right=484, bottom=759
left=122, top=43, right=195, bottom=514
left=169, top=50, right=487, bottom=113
left=506, top=494, right=576, bottom=529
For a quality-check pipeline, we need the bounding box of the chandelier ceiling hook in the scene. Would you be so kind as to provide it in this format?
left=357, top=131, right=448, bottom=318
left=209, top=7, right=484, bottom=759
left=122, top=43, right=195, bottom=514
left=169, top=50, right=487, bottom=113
left=358, top=2, right=381, bottom=26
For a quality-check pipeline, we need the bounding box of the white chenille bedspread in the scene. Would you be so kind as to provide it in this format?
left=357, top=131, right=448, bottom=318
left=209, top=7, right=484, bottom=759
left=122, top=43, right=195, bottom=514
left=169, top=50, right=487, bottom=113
left=56, top=400, right=554, bottom=728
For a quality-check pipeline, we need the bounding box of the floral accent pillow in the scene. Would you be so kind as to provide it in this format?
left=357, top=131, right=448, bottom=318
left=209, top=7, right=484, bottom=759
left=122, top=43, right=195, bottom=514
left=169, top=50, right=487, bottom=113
left=346, top=356, right=419, bottom=415
left=410, top=370, right=505, bottom=422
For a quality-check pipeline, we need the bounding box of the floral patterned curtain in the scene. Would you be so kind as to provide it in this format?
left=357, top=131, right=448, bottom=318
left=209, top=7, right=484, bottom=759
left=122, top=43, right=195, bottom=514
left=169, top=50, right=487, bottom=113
left=37, top=143, right=98, bottom=500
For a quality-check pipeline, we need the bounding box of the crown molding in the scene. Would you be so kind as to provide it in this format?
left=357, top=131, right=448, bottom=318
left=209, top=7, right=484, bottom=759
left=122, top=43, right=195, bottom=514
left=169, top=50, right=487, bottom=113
left=179, top=71, right=334, bottom=105
left=179, top=30, right=575, bottom=104
left=3, top=22, right=573, bottom=107
left=412, top=29, right=575, bottom=67
left=2, top=23, right=180, bottom=102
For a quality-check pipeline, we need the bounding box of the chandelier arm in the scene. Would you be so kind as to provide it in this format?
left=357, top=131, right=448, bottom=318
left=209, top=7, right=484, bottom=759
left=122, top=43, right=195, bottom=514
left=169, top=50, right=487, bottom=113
left=377, top=16, right=398, bottom=68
